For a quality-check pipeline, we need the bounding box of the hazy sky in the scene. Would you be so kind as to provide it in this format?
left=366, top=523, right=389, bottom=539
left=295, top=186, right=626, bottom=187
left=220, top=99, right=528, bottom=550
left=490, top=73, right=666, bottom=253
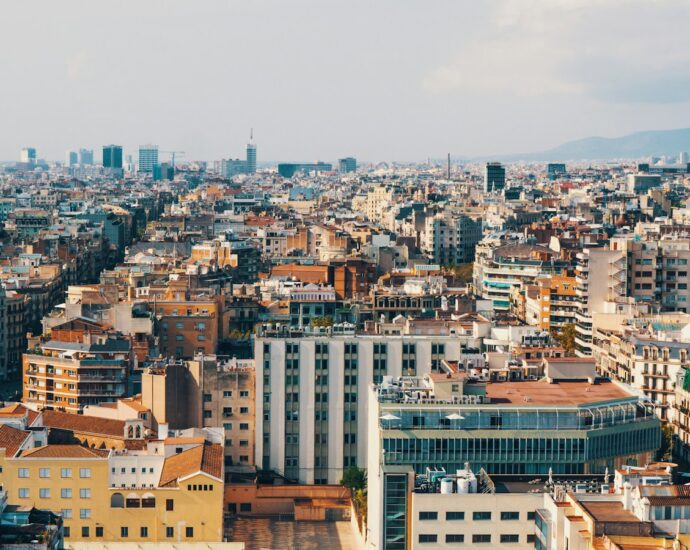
left=2, top=0, right=690, bottom=163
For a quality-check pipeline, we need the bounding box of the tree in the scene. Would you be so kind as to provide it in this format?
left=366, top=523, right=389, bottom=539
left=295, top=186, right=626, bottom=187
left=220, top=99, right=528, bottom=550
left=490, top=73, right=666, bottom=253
left=311, top=315, right=334, bottom=328
left=553, top=323, right=577, bottom=356
left=454, top=263, right=474, bottom=285
left=657, top=423, right=675, bottom=462
left=340, top=465, right=367, bottom=491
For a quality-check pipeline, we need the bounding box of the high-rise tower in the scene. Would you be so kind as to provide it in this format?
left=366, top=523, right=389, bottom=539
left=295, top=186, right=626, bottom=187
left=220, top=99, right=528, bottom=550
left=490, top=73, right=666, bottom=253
left=246, top=129, right=257, bottom=174
left=138, top=144, right=159, bottom=173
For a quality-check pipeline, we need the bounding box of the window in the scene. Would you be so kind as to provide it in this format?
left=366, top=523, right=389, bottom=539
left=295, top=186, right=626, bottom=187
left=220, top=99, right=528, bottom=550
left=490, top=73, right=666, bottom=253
left=473, top=534, right=491, bottom=543
left=39, top=468, right=50, bottom=478
left=18, top=488, right=29, bottom=498
left=446, top=534, right=465, bottom=543
left=64, top=527, right=71, bottom=538
left=61, top=509, right=72, bottom=519
left=80, top=509, right=91, bottom=519
left=419, top=534, right=438, bottom=543
left=240, top=390, right=249, bottom=397
left=473, top=511, right=491, bottom=520
left=204, top=410, right=213, bottom=419
left=111, top=493, right=124, bottom=508
left=186, top=527, right=194, bottom=538
left=240, top=407, right=249, bottom=414
left=18, top=468, right=29, bottom=478
left=166, top=499, right=174, bottom=511
left=79, top=468, right=91, bottom=478
left=121, top=527, right=129, bottom=538
left=527, top=512, right=536, bottom=520
left=419, top=511, right=438, bottom=520
left=166, top=526, right=174, bottom=538
left=61, top=488, right=72, bottom=498
left=446, top=511, right=465, bottom=520
left=240, top=503, right=252, bottom=512
left=39, top=488, right=50, bottom=498
left=81, top=527, right=89, bottom=538
left=240, top=423, right=249, bottom=430
left=501, top=534, right=520, bottom=543
left=141, top=527, right=149, bottom=538
left=61, top=468, right=72, bottom=478
left=223, top=391, right=232, bottom=398
left=96, top=526, right=104, bottom=537
left=80, top=488, right=91, bottom=499
left=501, top=511, right=520, bottom=520
left=527, top=535, right=536, bottom=543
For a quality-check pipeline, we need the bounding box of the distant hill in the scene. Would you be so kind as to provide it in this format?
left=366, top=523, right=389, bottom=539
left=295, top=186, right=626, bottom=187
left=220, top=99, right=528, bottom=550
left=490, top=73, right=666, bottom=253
left=491, top=127, right=690, bottom=162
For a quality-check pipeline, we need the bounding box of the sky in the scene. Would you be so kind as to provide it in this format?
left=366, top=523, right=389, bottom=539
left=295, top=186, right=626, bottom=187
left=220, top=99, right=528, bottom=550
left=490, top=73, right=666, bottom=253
left=2, top=0, right=690, bottom=163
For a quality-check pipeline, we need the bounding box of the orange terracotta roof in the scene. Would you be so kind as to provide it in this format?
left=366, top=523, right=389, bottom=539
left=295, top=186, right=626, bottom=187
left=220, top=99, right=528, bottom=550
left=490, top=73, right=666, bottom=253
left=158, top=442, right=223, bottom=488
left=41, top=410, right=126, bottom=438
left=486, top=379, right=633, bottom=406
left=0, top=403, right=40, bottom=426
left=20, top=444, right=109, bottom=459
left=0, top=424, right=32, bottom=457
left=121, top=397, right=149, bottom=413
left=164, top=437, right=205, bottom=445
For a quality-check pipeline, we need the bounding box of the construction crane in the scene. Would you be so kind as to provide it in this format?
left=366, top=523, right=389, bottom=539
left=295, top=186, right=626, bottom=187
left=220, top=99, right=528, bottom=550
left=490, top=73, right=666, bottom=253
left=160, top=150, right=185, bottom=171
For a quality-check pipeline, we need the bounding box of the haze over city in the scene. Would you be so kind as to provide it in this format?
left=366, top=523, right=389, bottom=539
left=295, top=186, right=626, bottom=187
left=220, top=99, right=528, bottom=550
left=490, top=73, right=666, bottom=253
left=2, top=0, right=690, bottom=162
left=4, top=3, right=690, bottom=550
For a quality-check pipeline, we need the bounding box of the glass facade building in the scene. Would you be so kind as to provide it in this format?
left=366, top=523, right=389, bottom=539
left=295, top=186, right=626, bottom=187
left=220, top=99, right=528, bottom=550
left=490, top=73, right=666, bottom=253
left=378, top=401, right=659, bottom=475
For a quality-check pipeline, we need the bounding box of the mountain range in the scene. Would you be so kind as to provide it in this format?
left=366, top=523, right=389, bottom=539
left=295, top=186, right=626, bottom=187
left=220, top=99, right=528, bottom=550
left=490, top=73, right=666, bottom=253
left=481, top=127, right=690, bottom=162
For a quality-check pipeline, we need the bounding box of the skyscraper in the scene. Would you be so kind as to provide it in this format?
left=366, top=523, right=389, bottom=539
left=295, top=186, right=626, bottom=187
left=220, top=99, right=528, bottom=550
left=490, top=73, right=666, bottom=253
left=338, top=157, right=357, bottom=173
left=65, top=151, right=78, bottom=167
left=78, top=148, right=94, bottom=165
left=246, top=130, right=257, bottom=174
left=20, top=148, right=36, bottom=165
left=102, top=145, right=123, bottom=170
left=138, top=144, right=158, bottom=173
left=484, top=161, right=506, bottom=193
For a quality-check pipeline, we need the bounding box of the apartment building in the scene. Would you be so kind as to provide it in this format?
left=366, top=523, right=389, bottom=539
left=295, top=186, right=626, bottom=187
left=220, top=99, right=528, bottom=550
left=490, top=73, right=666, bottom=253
left=522, top=274, right=578, bottom=330
left=593, top=322, right=690, bottom=420
left=473, top=242, right=568, bottom=312
left=196, top=356, right=256, bottom=478
left=151, top=289, right=221, bottom=358
left=421, top=212, right=483, bottom=266
left=574, top=248, right=628, bottom=356
left=141, top=356, right=255, bottom=481
left=0, top=435, right=224, bottom=543
left=23, top=319, right=132, bottom=413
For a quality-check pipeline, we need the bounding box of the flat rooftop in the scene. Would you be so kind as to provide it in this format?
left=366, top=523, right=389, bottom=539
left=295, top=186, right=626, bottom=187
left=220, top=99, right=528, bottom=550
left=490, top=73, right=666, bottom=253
left=579, top=500, right=640, bottom=523
left=486, top=380, right=633, bottom=406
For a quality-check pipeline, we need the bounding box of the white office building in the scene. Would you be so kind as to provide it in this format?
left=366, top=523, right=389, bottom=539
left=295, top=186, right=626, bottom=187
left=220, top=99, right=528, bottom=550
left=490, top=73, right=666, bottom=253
left=254, top=325, right=484, bottom=484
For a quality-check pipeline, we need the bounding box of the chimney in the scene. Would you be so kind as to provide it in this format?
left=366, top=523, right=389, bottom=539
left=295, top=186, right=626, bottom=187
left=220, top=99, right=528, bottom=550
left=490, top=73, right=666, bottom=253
left=158, top=422, right=169, bottom=440
left=622, top=482, right=633, bottom=510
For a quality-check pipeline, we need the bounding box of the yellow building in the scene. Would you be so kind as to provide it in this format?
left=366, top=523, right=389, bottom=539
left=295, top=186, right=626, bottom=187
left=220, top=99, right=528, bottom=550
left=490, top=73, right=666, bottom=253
left=0, top=436, right=224, bottom=543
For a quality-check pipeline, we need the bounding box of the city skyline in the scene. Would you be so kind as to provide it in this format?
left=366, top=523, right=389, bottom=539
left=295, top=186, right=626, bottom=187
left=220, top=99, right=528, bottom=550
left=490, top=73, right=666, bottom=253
left=2, top=0, right=690, bottom=162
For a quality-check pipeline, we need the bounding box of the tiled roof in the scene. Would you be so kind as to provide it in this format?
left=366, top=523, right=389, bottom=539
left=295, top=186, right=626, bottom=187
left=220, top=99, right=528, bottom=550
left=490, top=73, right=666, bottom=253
left=20, top=444, right=109, bottom=458
left=158, top=442, right=223, bottom=488
left=0, top=424, right=31, bottom=457
left=201, top=442, right=223, bottom=480
left=0, top=403, right=41, bottom=426
left=41, top=410, right=126, bottom=438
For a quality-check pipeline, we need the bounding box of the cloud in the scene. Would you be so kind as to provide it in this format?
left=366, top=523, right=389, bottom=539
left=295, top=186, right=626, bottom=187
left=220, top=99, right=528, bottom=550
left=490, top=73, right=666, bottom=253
left=422, top=0, right=690, bottom=104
